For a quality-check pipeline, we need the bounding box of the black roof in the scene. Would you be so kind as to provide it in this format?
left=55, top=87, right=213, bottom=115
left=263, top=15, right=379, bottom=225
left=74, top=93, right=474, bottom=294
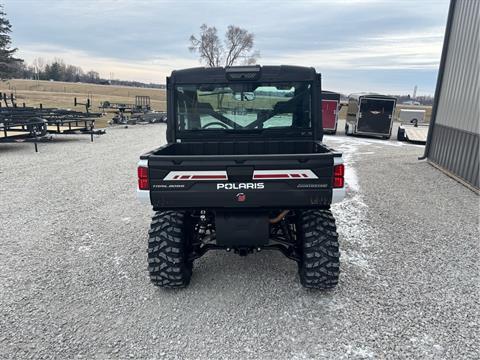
left=322, top=90, right=341, bottom=100
left=348, top=93, right=397, bottom=101
left=169, top=65, right=318, bottom=84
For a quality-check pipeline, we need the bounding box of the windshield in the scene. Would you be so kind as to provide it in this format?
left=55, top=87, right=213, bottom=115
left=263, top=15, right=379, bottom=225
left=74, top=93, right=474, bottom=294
left=175, top=82, right=312, bottom=131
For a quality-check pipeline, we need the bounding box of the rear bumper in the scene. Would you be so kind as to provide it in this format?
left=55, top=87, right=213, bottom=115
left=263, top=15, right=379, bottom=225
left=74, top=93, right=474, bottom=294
left=138, top=187, right=345, bottom=208
left=153, top=189, right=331, bottom=209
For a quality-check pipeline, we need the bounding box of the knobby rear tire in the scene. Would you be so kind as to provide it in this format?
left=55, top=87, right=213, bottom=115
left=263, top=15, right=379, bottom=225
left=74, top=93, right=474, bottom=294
left=147, top=211, right=192, bottom=288
left=297, top=209, right=340, bottom=289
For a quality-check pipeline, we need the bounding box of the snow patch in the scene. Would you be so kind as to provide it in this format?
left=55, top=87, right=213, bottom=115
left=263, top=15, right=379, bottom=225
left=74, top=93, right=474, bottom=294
left=344, top=345, right=376, bottom=359
left=324, top=134, right=424, bottom=148
left=78, top=245, right=91, bottom=252
left=341, top=249, right=371, bottom=272
left=329, top=138, right=377, bottom=274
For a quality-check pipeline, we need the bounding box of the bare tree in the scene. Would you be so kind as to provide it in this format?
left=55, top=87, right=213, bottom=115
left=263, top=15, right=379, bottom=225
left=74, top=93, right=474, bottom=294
left=189, top=24, right=222, bottom=67
left=32, top=57, right=46, bottom=72
left=189, top=24, right=259, bottom=67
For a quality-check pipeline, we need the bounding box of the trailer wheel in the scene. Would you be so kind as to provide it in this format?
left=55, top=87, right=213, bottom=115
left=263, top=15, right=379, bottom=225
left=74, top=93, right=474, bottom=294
left=28, top=117, right=48, bottom=137
left=147, top=211, right=193, bottom=288
left=397, top=127, right=406, bottom=141
left=297, top=209, right=340, bottom=289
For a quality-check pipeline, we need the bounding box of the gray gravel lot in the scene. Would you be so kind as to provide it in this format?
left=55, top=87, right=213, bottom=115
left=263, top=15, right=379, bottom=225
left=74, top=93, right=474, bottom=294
left=1, top=122, right=479, bottom=359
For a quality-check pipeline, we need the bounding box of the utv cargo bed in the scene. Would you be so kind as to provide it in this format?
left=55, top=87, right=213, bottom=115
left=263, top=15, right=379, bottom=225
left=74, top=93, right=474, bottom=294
left=142, top=140, right=342, bottom=210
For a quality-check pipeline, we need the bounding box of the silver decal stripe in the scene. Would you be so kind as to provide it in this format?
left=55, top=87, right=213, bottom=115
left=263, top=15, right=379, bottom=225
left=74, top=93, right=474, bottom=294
left=164, top=171, right=228, bottom=181
left=252, top=169, right=318, bottom=180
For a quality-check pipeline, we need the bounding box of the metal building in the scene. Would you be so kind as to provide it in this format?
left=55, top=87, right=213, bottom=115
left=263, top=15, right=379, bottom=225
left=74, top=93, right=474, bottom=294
left=422, top=0, right=479, bottom=191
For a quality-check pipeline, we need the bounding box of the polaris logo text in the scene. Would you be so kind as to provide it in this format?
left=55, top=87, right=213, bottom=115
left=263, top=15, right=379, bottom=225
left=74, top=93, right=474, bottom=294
left=217, top=183, right=264, bottom=190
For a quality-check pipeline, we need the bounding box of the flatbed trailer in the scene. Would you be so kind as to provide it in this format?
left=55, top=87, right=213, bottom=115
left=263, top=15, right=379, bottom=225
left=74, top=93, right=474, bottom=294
left=101, top=96, right=151, bottom=112
left=397, top=109, right=428, bottom=144
left=45, top=118, right=106, bottom=141
left=0, top=108, right=105, bottom=141
left=0, top=118, right=49, bottom=152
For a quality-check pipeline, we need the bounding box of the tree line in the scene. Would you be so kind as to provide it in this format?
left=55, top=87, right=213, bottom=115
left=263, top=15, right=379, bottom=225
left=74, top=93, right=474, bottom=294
left=13, top=58, right=102, bottom=83
left=10, top=58, right=164, bottom=88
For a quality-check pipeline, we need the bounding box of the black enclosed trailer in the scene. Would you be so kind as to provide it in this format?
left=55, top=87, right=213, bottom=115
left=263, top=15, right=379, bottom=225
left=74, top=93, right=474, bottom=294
left=345, top=93, right=396, bottom=139
left=321, top=90, right=340, bottom=134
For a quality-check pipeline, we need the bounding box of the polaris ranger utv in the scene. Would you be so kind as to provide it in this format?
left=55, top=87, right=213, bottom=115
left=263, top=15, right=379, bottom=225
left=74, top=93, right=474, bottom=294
left=137, top=65, right=345, bottom=289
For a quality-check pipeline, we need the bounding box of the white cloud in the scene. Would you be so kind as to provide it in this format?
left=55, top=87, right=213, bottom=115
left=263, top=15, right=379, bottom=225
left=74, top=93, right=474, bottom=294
left=18, top=43, right=198, bottom=83
left=19, top=26, right=443, bottom=86
left=261, top=28, right=444, bottom=70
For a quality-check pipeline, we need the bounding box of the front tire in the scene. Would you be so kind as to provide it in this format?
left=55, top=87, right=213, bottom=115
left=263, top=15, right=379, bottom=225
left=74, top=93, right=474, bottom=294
left=148, top=211, right=192, bottom=288
left=297, top=209, right=340, bottom=289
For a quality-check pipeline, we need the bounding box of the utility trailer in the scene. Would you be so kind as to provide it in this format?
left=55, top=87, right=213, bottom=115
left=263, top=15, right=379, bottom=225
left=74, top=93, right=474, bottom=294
left=345, top=93, right=396, bottom=139
left=321, top=90, right=340, bottom=134
left=101, top=96, right=151, bottom=112
left=0, top=118, right=48, bottom=152
left=41, top=108, right=105, bottom=140
left=137, top=65, right=345, bottom=289
left=45, top=117, right=99, bottom=141
left=105, top=96, right=157, bottom=125
left=0, top=107, right=105, bottom=142
left=131, top=111, right=167, bottom=124
left=397, top=109, right=428, bottom=144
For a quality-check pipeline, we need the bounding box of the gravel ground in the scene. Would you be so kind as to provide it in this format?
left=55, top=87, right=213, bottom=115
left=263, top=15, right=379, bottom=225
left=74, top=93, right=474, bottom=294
left=1, top=122, right=478, bottom=359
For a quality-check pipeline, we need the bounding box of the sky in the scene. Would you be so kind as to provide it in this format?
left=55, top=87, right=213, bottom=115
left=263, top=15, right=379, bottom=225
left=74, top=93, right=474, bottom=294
left=3, top=0, right=450, bottom=95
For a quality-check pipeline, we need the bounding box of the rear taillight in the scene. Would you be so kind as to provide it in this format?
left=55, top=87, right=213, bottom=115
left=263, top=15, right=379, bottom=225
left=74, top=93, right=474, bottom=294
left=333, top=164, right=344, bottom=188
left=138, top=166, right=149, bottom=190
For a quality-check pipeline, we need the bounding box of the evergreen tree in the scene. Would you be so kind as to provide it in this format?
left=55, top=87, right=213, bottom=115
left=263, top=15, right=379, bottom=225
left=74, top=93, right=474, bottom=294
left=0, top=5, right=22, bottom=79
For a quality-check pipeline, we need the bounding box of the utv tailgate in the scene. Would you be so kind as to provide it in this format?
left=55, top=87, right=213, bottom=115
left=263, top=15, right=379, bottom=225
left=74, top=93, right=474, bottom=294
left=141, top=147, right=344, bottom=210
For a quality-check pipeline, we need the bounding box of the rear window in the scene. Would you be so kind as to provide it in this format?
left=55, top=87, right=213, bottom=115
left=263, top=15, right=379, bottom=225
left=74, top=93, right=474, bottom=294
left=175, top=82, right=312, bottom=132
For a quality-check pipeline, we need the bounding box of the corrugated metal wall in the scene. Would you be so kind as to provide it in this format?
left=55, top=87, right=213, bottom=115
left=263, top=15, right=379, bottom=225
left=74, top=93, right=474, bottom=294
left=427, top=0, right=480, bottom=189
